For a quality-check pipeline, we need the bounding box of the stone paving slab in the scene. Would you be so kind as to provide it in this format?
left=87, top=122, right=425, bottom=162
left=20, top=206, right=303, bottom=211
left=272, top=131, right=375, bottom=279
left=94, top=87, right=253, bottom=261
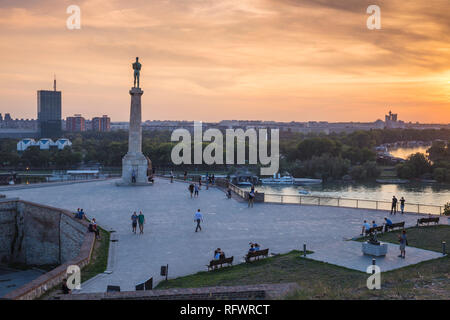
left=2, top=178, right=432, bottom=293
left=307, top=241, right=445, bottom=273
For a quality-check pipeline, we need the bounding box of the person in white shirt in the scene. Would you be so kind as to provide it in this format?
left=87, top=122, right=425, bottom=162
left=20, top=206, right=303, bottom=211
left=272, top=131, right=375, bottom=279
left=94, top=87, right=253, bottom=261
left=194, top=209, right=203, bottom=232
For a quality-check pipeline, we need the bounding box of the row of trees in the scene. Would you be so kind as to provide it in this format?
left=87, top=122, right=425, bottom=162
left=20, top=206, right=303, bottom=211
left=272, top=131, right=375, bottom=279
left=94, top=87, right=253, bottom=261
left=0, top=129, right=449, bottom=183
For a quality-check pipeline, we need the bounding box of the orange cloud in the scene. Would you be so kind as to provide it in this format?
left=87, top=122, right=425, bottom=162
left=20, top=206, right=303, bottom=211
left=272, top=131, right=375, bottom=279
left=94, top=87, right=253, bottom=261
left=0, top=0, right=448, bottom=122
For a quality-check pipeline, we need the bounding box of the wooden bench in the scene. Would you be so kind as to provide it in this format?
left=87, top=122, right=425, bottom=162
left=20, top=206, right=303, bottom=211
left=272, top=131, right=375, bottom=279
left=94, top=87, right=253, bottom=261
left=365, top=226, right=384, bottom=235
left=206, top=256, right=234, bottom=271
left=417, top=217, right=439, bottom=226
left=385, top=221, right=405, bottom=232
left=245, top=248, right=269, bottom=262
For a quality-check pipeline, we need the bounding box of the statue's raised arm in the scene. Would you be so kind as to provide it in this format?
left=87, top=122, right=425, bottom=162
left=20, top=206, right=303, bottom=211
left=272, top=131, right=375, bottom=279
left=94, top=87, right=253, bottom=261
left=132, top=57, right=142, bottom=88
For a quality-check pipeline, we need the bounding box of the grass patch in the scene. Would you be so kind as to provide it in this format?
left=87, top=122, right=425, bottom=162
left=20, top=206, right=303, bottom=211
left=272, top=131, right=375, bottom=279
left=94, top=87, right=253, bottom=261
left=156, top=226, right=450, bottom=299
left=357, top=225, right=449, bottom=252
left=156, top=250, right=369, bottom=299
left=80, top=227, right=110, bottom=282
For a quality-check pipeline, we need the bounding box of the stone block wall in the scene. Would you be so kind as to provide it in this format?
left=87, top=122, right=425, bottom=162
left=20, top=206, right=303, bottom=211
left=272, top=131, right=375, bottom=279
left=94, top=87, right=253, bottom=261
left=0, top=199, right=87, bottom=266
left=0, top=200, right=17, bottom=263
left=0, top=198, right=96, bottom=300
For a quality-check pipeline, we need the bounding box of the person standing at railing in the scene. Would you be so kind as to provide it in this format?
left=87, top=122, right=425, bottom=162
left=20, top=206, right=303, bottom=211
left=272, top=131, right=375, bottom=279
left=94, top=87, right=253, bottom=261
left=400, top=197, right=405, bottom=214
left=390, top=196, right=398, bottom=215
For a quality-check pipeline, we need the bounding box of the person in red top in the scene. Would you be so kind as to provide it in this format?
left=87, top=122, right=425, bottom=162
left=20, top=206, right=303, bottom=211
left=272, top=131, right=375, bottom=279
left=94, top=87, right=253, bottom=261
left=89, top=218, right=101, bottom=240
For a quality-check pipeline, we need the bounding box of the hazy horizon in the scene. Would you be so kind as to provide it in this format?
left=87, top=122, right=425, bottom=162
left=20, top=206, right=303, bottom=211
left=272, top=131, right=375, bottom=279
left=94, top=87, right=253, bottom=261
left=0, top=0, right=449, bottom=123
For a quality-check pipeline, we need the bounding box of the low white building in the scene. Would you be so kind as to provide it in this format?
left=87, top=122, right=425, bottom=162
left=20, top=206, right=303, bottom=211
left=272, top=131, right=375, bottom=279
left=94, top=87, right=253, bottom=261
left=17, top=138, right=72, bottom=151
left=17, top=138, right=36, bottom=152
left=38, top=138, right=53, bottom=150
left=55, top=138, right=72, bottom=150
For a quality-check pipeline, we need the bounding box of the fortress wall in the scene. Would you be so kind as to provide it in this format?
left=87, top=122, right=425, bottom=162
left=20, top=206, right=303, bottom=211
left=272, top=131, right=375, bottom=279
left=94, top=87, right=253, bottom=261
left=0, top=200, right=17, bottom=263
left=0, top=200, right=87, bottom=266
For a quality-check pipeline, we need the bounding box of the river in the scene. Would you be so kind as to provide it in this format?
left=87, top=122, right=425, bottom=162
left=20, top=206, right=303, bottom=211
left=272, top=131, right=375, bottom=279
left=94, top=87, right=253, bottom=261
left=243, top=182, right=449, bottom=207
left=243, top=146, right=449, bottom=207
left=388, top=146, right=429, bottom=160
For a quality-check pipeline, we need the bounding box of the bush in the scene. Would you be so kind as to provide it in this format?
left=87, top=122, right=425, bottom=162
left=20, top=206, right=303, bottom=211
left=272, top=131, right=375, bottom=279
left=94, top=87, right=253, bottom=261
left=433, top=168, right=448, bottom=182
left=396, top=164, right=414, bottom=179
left=444, top=202, right=450, bottom=216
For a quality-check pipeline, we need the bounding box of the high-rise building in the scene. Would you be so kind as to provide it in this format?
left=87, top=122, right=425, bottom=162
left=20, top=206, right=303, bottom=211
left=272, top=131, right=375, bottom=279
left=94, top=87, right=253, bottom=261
left=92, top=115, right=111, bottom=132
left=66, top=114, right=86, bottom=132
left=37, top=78, right=61, bottom=137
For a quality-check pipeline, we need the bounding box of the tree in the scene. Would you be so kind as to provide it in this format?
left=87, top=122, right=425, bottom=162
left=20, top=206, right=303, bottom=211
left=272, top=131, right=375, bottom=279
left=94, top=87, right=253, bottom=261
left=433, top=168, right=450, bottom=183
left=396, top=163, right=414, bottom=179
left=407, top=153, right=432, bottom=177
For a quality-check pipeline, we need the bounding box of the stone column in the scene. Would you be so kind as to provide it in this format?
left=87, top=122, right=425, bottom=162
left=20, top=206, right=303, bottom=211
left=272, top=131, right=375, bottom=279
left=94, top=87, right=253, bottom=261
left=128, top=88, right=143, bottom=154
left=117, top=87, right=149, bottom=185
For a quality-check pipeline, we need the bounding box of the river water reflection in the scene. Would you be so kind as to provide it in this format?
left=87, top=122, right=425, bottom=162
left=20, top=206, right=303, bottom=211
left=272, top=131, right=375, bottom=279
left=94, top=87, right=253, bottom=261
left=244, top=182, right=449, bottom=207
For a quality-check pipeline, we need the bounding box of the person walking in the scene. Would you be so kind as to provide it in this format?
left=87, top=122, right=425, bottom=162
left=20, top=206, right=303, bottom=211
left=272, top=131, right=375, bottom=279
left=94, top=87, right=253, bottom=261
left=138, top=211, right=145, bottom=234
left=400, top=197, right=406, bottom=214
left=248, top=190, right=255, bottom=208
left=390, top=196, right=398, bottom=215
left=398, top=230, right=408, bottom=258
left=170, top=171, right=174, bottom=183
left=131, top=211, right=138, bottom=234
left=188, top=183, right=194, bottom=198
left=194, top=183, right=199, bottom=197
left=131, top=169, right=136, bottom=183
left=184, top=171, right=187, bottom=181
left=194, top=209, right=203, bottom=232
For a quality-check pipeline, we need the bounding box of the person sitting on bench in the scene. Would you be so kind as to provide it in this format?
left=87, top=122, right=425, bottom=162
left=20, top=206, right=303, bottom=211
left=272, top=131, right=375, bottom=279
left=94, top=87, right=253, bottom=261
left=362, top=220, right=371, bottom=235
left=254, top=243, right=260, bottom=251
left=78, top=208, right=85, bottom=220
left=248, top=243, right=256, bottom=253
left=384, top=217, right=393, bottom=232
left=88, top=218, right=100, bottom=240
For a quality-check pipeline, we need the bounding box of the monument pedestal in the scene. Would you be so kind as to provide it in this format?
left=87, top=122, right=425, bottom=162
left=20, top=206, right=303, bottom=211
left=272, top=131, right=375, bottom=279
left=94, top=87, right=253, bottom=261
left=116, top=87, right=151, bottom=186
left=362, top=242, right=388, bottom=257
left=116, top=153, right=149, bottom=186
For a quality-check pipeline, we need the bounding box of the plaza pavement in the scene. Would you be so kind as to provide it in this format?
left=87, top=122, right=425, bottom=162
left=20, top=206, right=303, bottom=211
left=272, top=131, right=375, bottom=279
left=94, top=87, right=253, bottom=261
left=2, top=178, right=443, bottom=293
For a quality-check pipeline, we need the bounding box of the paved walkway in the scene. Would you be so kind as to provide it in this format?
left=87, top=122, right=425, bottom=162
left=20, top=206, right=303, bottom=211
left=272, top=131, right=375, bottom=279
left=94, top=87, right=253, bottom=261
left=2, top=178, right=438, bottom=293
left=308, top=241, right=444, bottom=272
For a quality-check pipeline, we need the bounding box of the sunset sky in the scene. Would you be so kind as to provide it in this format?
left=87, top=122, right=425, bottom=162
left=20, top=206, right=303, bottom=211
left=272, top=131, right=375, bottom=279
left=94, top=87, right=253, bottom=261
left=0, top=0, right=449, bottom=122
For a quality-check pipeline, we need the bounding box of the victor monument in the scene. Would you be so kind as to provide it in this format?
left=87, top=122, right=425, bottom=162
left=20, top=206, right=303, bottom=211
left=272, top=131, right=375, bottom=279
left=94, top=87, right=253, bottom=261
left=117, top=57, right=150, bottom=186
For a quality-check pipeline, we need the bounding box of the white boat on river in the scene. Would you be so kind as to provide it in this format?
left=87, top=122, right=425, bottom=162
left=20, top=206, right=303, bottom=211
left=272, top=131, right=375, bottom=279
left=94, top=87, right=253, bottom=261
left=260, top=174, right=295, bottom=185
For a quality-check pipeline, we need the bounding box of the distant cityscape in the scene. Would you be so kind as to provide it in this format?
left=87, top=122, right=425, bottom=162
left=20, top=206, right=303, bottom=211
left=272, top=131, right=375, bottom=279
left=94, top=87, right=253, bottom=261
left=1, top=81, right=449, bottom=139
